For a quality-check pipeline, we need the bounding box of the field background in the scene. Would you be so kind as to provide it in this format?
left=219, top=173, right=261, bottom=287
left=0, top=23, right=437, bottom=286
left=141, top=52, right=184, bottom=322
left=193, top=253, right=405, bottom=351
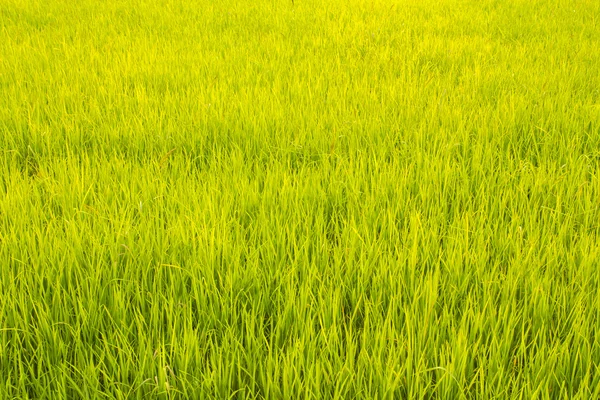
left=1, top=0, right=600, bottom=398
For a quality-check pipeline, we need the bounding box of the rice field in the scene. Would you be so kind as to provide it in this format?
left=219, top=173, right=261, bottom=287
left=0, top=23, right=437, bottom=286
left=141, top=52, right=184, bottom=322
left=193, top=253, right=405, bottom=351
left=1, top=0, right=600, bottom=398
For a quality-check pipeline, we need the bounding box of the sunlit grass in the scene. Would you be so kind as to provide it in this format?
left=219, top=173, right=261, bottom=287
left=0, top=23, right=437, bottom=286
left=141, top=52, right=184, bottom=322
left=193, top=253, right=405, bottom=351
left=1, top=0, right=600, bottom=398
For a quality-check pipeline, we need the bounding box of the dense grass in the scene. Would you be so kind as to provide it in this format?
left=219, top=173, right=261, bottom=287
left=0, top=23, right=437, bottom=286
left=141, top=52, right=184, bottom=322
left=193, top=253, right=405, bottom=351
left=1, top=0, right=600, bottom=398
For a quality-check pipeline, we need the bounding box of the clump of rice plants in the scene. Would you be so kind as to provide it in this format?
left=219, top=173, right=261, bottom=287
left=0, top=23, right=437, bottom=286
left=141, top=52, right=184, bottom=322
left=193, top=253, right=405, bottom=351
left=1, top=0, right=599, bottom=398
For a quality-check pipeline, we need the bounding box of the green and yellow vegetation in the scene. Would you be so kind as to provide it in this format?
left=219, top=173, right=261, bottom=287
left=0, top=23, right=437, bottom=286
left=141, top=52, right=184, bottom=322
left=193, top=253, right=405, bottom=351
left=1, top=0, right=599, bottom=397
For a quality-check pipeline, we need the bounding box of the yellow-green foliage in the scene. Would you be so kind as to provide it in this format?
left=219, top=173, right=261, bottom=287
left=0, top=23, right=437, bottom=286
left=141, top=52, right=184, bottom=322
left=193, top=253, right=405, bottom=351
left=1, top=0, right=599, bottom=398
